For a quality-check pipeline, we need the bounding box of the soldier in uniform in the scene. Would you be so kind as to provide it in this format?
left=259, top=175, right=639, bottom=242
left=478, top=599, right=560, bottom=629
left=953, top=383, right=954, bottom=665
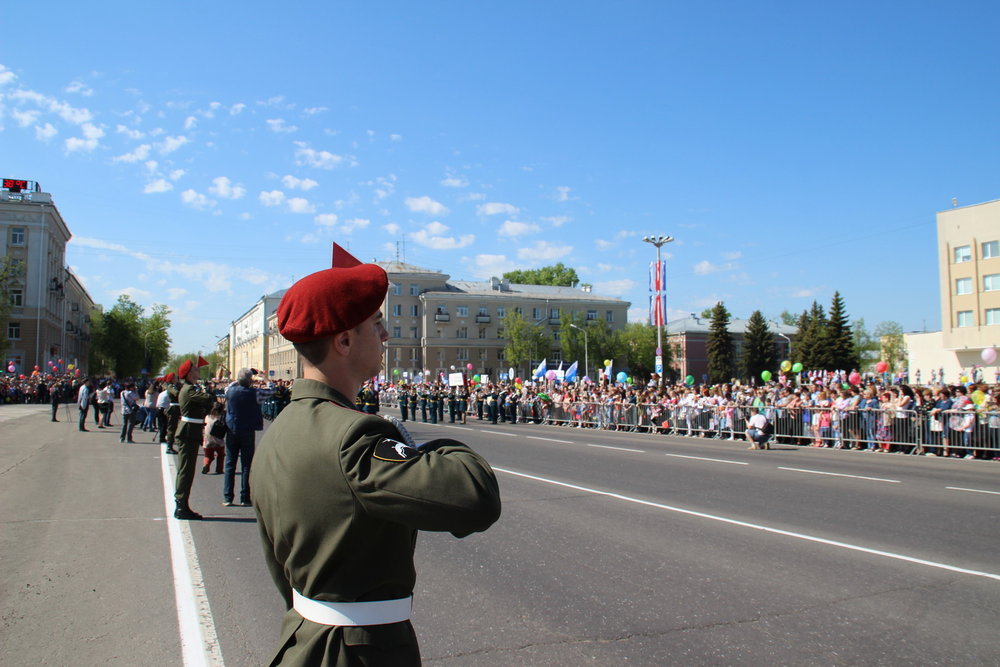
left=447, top=388, right=457, bottom=423
left=397, top=385, right=409, bottom=422
left=505, top=389, right=519, bottom=424
left=428, top=385, right=439, bottom=425
left=165, top=373, right=182, bottom=455
left=251, top=250, right=501, bottom=666
left=173, top=358, right=217, bottom=520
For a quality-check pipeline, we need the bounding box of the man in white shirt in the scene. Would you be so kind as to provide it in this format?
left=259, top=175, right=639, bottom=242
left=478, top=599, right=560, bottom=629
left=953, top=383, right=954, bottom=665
left=77, top=379, right=93, bottom=432
left=746, top=408, right=771, bottom=450
left=156, top=383, right=175, bottom=453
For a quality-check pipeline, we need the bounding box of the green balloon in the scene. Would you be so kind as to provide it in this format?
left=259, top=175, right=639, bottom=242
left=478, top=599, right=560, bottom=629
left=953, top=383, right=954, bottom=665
left=792, top=362, right=803, bottom=373
left=472, top=374, right=480, bottom=382
left=392, top=368, right=400, bottom=375
left=761, top=370, right=772, bottom=382
left=685, top=375, right=695, bottom=386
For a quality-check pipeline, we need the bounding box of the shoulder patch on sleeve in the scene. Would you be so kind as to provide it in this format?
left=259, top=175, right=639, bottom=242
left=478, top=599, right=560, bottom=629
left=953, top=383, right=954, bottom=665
left=373, top=438, right=423, bottom=463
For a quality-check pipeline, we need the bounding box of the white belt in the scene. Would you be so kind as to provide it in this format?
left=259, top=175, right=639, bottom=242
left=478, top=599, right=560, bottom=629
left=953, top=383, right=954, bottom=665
left=292, top=589, right=412, bottom=627
left=180, top=416, right=204, bottom=424
left=170, top=402, right=180, bottom=406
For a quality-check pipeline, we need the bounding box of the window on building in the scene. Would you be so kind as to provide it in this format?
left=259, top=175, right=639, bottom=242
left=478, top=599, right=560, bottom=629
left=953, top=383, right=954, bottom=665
left=587, top=309, right=597, bottom=321
left=391, top=283, right=401, bottom=295
left=410, top=348, right=419, bottom=360
left=986, top=308, right=1000, bottom=326
left=497, top=349, right=505, bottom=362
left=496, top=306, right=506, bottom=318
left=478, top=306, right=488, bottom=316
left=410, top=304, right=420, bottom=317
left=954, top=245, right=971, bottom=263
left=392, top=304, right=402, bottom=316
left=956, top=310, right=974, bottom=327
left=606, top=310, right=614, bottom=323
left=478, top=328, right=487, bottom=339
left=410, top=327, right=419, bottom=339
left=479, top=349, right=488, bottom=361
left=551, top=350, right=562, bottom=362
left=392, top=326, right=401, bottom=338
left=532, top=307, right=543, bottom=320
left=549, top=307, right=560, bottom=319
left=984, top=273, right=1000, bottom=292
left=9, top=289, right=22, bottom=308
left=409, top=284, right=420, bottom=296
left=497, top=327, right=505, bottom=339
left=513, top=307, right=522, bottom=316
left=7, top=322, right=20, bottom=339
left=457, top=327, right=468, bottom=339
left=457, top=348, right=469, bottom=361
left=553, top=330, right=561, bottom=341
left=456, top=306, right=469, bottom=317
left=955, top=277, right=972, bottom=295
left=10, top=227, right=25, bottom=246
left=983, top=240, right=999, bottom=260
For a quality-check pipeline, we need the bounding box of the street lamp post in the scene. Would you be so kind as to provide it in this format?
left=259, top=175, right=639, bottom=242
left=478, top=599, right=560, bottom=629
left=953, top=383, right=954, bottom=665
left=642, top=234, right=675, bottom=387
left=569, top=323, right=588, bottom=383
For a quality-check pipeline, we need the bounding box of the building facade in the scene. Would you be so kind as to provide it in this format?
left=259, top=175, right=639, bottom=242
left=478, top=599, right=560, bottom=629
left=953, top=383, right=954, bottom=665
left=665, top=315, right=797, bottom=383
left=906, top=198, right=1000, bottom=381
left=1, top=182, right=94, bottom=375
left=227, top=289, right=286, bottom=378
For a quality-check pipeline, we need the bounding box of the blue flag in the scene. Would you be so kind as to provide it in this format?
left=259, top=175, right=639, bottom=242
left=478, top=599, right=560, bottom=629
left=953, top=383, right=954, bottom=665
left=532, top=358, right=547, bottom=379
left=564, top=360, right=579, bottom=382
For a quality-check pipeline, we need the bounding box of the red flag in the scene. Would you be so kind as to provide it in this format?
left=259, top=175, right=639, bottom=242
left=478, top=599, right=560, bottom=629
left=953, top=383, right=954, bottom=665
left=332, top=242, right=362, bottom=268
left=197, top=355, right=209, bottom=368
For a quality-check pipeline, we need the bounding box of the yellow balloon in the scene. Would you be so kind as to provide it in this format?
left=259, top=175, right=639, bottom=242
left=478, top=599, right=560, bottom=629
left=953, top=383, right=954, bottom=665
left=67, top=364, right=75, bottom=370
left=971, top=390, right=986, bottom=405
left=603, top=359, right=612, bottom=366
left=960, top=376, right=969, bottom=383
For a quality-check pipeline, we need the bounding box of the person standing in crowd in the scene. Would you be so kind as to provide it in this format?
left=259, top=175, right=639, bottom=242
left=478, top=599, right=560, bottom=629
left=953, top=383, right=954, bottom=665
left=50, top=381, right=62, bottom=422
left=76, top=378, right=93, bottom=432
left=156, top=375, right=176, bottom=454
left=119, top=382, right=140, bottom=443
left=398, top=385, right=409, bottom=422
left=142, top=382, right=158, bottom=432
left=223, top=367, right=263, bottom=507
left=165, top=374, right=182, bottom=454
left=203, top=401, right=227, bottom=475
left=251, top=248, right=501, bottom=665
left=173, top=358, right=216, bottom=520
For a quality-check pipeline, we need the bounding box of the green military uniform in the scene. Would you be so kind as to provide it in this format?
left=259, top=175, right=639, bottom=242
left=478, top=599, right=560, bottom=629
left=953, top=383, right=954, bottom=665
left=173, top=380, right=217, bottom=509
left=165, top=383, right=182, bottom=449
left=251, top=379, right=501, bottom=666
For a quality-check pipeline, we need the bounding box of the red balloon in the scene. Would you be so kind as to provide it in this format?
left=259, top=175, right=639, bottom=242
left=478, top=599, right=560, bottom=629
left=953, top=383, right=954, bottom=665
left=875, top=361, right=888, bottom=374
left=74, top=368, right=81, bottom=376
left=58, top=359, right=63, bottom=364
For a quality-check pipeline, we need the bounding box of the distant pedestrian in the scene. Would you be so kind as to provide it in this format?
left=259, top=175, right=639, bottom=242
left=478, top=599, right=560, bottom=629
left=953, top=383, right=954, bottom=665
left=203, top=402, right=226, bottom=475
left=223, top=367, right=263, bottom=507
left=119, top=383, right=140, bottom=443
left=76, top=379, right=93, bottom=432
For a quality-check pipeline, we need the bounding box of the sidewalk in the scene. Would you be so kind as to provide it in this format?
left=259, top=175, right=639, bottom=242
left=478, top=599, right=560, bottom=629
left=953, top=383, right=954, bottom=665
left=0, top=404, right=182, bottom=664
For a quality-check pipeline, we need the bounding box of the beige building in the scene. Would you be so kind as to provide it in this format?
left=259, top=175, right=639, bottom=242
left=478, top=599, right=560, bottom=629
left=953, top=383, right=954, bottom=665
left=1, top=182, right=94, bottom=375
left=227, top=289, right=286, bottom=379
left=906, top=198, right=1000, bottom=382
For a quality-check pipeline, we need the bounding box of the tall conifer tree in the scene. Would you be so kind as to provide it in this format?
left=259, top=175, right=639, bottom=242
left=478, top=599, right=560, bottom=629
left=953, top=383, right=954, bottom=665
left=741, top=310, right=776, bottom=383
left=706, top=302, right=734, bottom=384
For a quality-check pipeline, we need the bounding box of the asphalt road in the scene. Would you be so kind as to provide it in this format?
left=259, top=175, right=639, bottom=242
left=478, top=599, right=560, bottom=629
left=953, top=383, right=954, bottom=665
left=3, top=404, right=999, bottom=665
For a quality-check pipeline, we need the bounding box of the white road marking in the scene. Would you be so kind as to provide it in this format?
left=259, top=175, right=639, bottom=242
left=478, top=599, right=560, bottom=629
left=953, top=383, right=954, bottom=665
left=527, top=436, right=575, bottom=444
left=587, top=443, right=645, bottom=453
left=479, top=429, right=518, bottom=437
left=946, top=486, right=1000, bottom=496
left=494, top=466, right=1000, bottom=582
left=441, top=425, right=473, bottom=430
left=161, top=452, right=224, bottom=666
left=665, top=453, right=748, bottom=465
left=778, top=467, right=899, bottom=483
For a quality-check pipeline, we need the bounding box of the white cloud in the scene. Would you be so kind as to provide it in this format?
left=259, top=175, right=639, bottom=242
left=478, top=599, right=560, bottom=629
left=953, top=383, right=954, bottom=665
left=0, top=65, right=16, bottom=86
left=157, top=135, right=189, bottom=155
left=693, top=261, right=717, bottom=275
left=304, top=106, right=328, bottom=115
left=230, top=103, right=245, bottom=115
left=115, top=124, right=144, bottom=140
left=113, top=143, right=151, bottom=163
left=259, top=190, right=285, bottom=206
left=167, top=288, right=188, bottom=300
left=294, top=142, right=347, bottom=169
left=596, top=263, right=615, bottom=272
left=144, top=160, right=158, bottom=173
left=541, top=216, right=571, bottom=227
left=384, top=223, right=401, bottom=235
left=314, top=213, right=338, bottom=227
left=461, top=254, right=517, bottom=279
left=368, top=174, right=396, bottom=200
left=410, top=222, right=474, bottom=250
left=517, top=241, right=572, bottom=261
left=791, top=287, right=818, bottom=298
left=209, top=176, right=246, bottom=200
left=184, top=116, right=198, bottom=130
left=405, top=196, right=449, bottom=216
left=64, top=122, right=104, bottom=152
left=181, top=189, right=216, bottom=210
left=11, top=108, right=39, bottom=127
left=341, top=218, right=370, bottom=232
left=64, top=81, right=94, bottom=97
left=282, top=175, right=319, bottom=191
left=441, top=175, right=468, bottom=188
left=498, top=220, right=540, bottom=237
left=389, top=134, right=402, bottom=142
left=555, top=186, right=573, bottom=202
left=592, top=279, right=636, bottom=296
left=169, top=169, right=185, bottom=181
left=460, top=192, right=486, bottom=202
left=35, top=123, right=57, bottom=141
left=144, top=179, right=173, bottom=194
left=595, top=239, right=614, bottom=250
left=286, top=197, right=315, bottom=214
left=267, top=118, right=298, bottom=133
left=477, top=202, right=518, bottom=216
left=722, top=251, right=743, bottom=260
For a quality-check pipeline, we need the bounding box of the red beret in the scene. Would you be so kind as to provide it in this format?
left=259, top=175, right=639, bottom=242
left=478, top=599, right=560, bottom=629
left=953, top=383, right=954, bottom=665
left=177, top=359, right=193, bottom=378
left=278, top=263, right=388, bottom=343
left=164, top=372, right=176, bottom=383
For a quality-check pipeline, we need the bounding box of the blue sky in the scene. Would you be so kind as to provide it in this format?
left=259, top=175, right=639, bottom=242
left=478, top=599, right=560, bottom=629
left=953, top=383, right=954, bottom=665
left=2, top=2, right=998, bottom=354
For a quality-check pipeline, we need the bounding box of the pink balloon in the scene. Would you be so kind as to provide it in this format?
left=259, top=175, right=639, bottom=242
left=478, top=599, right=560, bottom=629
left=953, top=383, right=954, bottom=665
left=982, top=347, right=997, bottom=365
left=466, top=363, right=473, bottom=370
left=875, top=361, right=888, bottom=374
left=848, top=371, right=861, bottom=385
left=545, top=370, right=557, bottom=380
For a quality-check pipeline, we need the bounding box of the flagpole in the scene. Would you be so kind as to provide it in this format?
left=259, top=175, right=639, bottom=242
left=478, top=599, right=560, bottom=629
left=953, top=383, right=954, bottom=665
left=643, top=235, right=674, bottom=388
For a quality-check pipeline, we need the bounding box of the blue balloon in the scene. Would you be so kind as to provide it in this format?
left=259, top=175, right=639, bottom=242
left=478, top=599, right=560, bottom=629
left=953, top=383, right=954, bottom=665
left=616, top=371, right=627, bottom=383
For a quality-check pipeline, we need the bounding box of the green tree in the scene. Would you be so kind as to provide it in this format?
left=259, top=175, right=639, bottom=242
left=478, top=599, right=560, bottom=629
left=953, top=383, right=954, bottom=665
left=503, top=263, right=579, bottom=287
left=778, top=309, right=799, bottom=326
left=89, top=295, right=172, bottom=377
left=825, top=291, right=858, bottom=371
left=620, top=321, right=663, bottom=381
left=741, top=310, right=775, bottom=383
left=792, top=301, right=827, bottom=371
left=500, top=311, right=551, bottom=378
left=706, top=302, right=734, bottom=384
left=0, top=255, right=26, bottom=356
left=852, top=317, right=880, bottom=369
left=874, top=321, right=904, bottom=372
